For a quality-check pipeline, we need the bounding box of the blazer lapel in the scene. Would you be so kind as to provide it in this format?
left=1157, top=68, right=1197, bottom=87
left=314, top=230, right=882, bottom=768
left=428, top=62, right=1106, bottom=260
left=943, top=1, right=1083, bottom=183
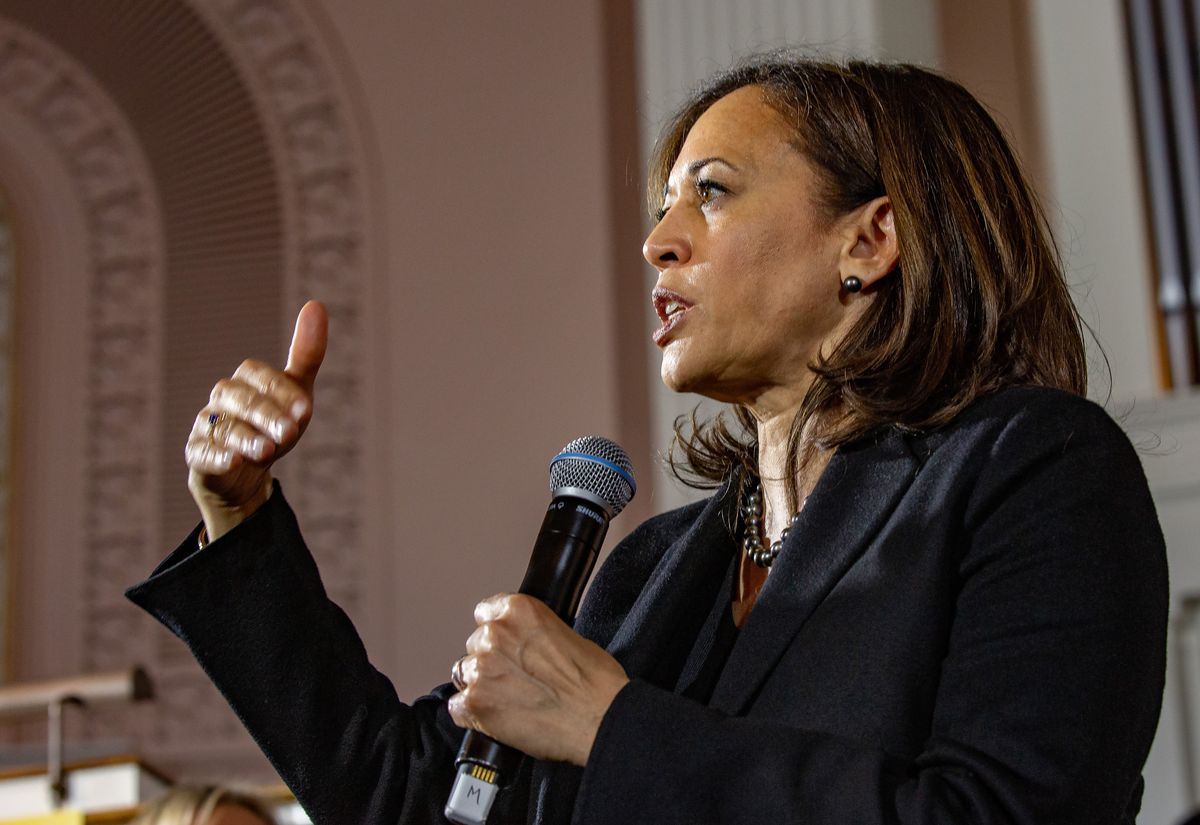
left=710, top=428, right=920, bottom=715
left=604, top=479, right=739, bottom=690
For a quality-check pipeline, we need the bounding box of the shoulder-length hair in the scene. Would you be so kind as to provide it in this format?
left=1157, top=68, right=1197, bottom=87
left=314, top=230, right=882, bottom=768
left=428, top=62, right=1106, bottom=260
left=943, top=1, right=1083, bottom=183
left=650, top=53, right=1087, bottom=508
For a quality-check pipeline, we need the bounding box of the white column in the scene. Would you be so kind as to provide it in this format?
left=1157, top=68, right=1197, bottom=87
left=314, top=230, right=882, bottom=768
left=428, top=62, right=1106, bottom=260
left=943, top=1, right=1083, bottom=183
left=1026, top=0, right=1159, bottom=401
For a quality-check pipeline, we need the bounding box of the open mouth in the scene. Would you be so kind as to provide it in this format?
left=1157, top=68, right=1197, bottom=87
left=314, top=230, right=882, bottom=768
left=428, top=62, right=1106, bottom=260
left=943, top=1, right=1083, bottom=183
left=652, top=287, right=693, bottom=345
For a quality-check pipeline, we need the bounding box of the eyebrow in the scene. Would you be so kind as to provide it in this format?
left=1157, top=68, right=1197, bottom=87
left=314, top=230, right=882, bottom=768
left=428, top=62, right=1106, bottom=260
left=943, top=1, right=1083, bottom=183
left=686, top=156, right=739, bottom=176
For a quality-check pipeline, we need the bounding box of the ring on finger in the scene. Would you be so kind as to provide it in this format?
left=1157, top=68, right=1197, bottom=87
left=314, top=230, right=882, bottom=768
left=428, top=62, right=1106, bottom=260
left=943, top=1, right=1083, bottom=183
left=206, top=412, right=225, bottom=442
left=451, top=655, right=468, bottom=692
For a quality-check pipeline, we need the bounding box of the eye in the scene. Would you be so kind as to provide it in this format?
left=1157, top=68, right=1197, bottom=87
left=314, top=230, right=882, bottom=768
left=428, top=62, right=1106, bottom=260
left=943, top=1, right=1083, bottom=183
left=654, top=178, right=729, bottom=223
left=695, top=178, right=728, bottom=205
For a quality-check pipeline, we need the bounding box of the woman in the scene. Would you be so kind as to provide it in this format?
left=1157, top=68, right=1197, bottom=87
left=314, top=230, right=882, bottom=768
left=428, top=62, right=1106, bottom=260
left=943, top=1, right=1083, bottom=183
left=131, top=786, right=276, bottom=825
left=129, top=55, right=1167, bottom=824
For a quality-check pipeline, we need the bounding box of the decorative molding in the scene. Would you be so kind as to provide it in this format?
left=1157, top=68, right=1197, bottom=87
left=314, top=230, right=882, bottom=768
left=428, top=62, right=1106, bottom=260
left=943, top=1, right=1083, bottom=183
left=0, top=0, right=372, bottom=778
left=0, top=190, right=11, bottom=687
left=0, top=18, right=165, bottom=668
left=191, top=0, right=369, bottom=617
left=0, top=15, right=164, bottom=741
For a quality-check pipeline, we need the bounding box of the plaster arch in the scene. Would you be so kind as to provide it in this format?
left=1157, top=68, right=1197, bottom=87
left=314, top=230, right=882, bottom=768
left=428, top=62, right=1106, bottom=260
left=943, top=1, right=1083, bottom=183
left=0, top=19, right=165, bottom=757
left=0, top=0, right=376, bottom=780
left=0, top=89, right=95, bottom=689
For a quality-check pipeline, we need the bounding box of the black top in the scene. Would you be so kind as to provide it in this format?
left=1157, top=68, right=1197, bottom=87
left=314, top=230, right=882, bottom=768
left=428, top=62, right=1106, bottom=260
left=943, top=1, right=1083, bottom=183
left=127, top=386, right=1168, bottom=825
left=680, top=554, right=741, bottom=704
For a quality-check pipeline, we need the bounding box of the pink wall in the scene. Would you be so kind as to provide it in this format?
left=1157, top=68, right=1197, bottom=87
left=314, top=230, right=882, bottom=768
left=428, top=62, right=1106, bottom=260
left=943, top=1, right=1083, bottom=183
left=304, top=0, right=651, bottom=698
left=938, top=0, right=1048, bottom=204
left=0, top=0, right=650, bottom=780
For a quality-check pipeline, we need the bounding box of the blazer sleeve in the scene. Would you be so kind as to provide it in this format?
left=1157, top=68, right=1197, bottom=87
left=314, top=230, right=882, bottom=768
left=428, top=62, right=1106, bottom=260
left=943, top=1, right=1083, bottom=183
left=125, top=483, right=530, bottom=825
left=571, top=400, right=1168, bottom=825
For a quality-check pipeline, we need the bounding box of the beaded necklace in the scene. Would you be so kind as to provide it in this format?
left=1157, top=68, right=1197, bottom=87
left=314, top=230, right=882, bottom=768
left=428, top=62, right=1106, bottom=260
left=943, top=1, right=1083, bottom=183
left=740, top=481, right=806, bottom=568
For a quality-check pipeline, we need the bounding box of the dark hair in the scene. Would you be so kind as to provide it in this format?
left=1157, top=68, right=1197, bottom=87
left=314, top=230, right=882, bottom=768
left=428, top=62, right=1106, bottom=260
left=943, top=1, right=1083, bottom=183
left=650, top=52, right=1087, bottom=509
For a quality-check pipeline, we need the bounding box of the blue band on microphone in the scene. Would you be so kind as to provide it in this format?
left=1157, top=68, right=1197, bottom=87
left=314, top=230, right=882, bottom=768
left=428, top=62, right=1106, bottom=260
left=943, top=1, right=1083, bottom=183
left=550, top=451, right=637, bottom=494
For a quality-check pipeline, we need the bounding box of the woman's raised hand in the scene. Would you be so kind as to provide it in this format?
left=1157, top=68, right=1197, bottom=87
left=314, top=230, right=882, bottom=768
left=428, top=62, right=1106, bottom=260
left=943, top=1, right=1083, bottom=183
left=185, top=301, right=328, bottom=541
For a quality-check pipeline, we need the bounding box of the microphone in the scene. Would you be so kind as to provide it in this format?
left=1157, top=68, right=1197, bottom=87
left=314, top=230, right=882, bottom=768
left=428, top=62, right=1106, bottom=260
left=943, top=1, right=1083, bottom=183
left=444, top=436, right=636, bottom=825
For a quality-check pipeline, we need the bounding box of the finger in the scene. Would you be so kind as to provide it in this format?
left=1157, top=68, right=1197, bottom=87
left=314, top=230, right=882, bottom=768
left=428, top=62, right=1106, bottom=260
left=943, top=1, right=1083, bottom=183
left=465, top=625, right=486, bottom=655
left=185, top=424, right=243, bottom=475
left=464, top=622, right=513, bottom=657
left=210, top=376, right=297, bottom=443
left=451, top=655, right=469, bottom=691
left=214, top=414, right=275, bottom=462
left=187, top=409, right=273, bottom=464
left=448, top=691, right=478, bottom=731
left=186, top=438, right=239, bottom=474
left=284, top=300, right=327, bottom=396
left=448, top=681, right=494, bottom=733
left=229, top=362, right=309, bottom=429
left=461, top=654, right=479, bottom=686
left=474, top=593, right=519, bottom=624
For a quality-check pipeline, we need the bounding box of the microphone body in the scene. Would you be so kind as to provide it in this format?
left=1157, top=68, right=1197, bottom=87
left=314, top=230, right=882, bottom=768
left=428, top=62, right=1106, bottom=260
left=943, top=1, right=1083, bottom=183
left=520, top=493, right=611, bottom=618
left=445, top=438, right=635, bottom=825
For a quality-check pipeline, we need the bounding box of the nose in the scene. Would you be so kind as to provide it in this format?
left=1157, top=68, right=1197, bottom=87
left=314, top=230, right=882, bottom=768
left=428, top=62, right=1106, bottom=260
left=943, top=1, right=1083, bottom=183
left=642, top=212, right=691, bottom=269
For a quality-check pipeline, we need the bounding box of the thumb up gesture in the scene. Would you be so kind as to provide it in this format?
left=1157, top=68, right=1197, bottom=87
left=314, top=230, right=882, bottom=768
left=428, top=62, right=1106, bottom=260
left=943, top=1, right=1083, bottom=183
left=185, top=301, right=327, bottom=541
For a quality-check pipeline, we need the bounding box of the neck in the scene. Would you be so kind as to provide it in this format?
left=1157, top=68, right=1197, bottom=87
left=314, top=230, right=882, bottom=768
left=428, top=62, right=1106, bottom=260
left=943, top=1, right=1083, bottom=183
left=748, top=390, right=817, bottom=542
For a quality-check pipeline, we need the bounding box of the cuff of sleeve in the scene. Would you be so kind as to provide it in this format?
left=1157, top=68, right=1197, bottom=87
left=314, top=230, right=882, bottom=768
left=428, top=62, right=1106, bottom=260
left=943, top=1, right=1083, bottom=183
left=573, top=679, right=727, bottom=824
left=124, top=479, right=304, bottom=607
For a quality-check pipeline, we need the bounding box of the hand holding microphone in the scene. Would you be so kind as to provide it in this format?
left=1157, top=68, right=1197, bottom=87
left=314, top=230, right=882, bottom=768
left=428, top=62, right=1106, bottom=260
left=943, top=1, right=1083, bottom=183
left=447, top=591, right=630, bottom=765
left=445, top=438, right=637, bottom=825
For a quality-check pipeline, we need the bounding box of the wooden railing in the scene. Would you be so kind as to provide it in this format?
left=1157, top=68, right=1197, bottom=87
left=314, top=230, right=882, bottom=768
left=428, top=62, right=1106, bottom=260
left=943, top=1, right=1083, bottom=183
left=0, top=669, right=153, bottom=809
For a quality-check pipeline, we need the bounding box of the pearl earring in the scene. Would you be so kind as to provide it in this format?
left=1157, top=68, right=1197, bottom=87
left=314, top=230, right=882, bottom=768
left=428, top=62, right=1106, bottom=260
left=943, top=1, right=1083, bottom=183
left=842, top=275, right=863, bottom=293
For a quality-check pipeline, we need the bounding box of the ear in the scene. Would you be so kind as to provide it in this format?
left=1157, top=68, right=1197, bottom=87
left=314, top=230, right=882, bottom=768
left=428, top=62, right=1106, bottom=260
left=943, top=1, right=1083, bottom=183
left=838, top=196, right=899, bottom=289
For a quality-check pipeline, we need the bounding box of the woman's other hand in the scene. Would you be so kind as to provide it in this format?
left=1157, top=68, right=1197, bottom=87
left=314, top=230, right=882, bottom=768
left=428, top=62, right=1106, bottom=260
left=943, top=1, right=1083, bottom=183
left=185, top=300, right=328, bottom=541
left=448, top=593, right=631, bottom=766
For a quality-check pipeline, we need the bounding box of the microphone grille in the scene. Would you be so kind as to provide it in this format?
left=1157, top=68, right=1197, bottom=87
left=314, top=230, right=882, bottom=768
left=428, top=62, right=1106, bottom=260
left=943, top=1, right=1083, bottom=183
left=550, top=436, right=636, bottom=516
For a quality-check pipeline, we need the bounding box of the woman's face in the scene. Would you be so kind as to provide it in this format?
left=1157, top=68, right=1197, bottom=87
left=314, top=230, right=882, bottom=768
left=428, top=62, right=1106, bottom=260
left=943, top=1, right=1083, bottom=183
left=644, top=85, right=854, bottom=409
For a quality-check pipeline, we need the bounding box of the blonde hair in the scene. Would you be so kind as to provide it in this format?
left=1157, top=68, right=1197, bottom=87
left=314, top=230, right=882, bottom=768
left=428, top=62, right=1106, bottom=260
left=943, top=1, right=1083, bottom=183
left=131, top=785, right=276, bottom=825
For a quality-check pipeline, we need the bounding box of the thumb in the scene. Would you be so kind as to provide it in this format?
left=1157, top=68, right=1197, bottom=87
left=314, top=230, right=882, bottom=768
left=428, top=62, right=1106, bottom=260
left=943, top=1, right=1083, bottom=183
left=284, top=300, right=328, bottom=393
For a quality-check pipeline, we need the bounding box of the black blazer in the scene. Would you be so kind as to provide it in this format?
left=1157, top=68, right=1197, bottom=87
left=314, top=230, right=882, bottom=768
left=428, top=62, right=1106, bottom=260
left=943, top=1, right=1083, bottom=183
left=128, top=386, right=1168, bottom=825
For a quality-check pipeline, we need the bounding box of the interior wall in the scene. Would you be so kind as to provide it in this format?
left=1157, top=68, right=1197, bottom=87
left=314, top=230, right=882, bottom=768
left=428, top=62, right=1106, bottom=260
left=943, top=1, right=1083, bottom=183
left=304, top=0, right=639, bottom=701
left=0, top=97, right=93, bottom=686
left=938, top=0, right=1047, bottom=197
left=0, top=0, right=641, bottom=782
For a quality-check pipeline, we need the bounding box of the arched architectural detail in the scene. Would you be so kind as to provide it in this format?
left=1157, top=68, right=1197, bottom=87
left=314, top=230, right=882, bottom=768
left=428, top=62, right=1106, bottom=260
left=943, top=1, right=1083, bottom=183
left=0, top=0, right=376, bottom=779
left=0, top=188, right=13, bottom=686
left=190, top=0, right=373, bottom=617
left=0, top=12, right=165, bottom=740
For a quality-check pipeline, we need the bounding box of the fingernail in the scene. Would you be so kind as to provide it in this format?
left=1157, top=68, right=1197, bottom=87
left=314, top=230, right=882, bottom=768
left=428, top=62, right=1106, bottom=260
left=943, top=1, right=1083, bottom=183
left=270, top=419, right=288, bottom=442
left=291, top=399, right=309, bottom=420
left=250, top=436, right=268, bottom=458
